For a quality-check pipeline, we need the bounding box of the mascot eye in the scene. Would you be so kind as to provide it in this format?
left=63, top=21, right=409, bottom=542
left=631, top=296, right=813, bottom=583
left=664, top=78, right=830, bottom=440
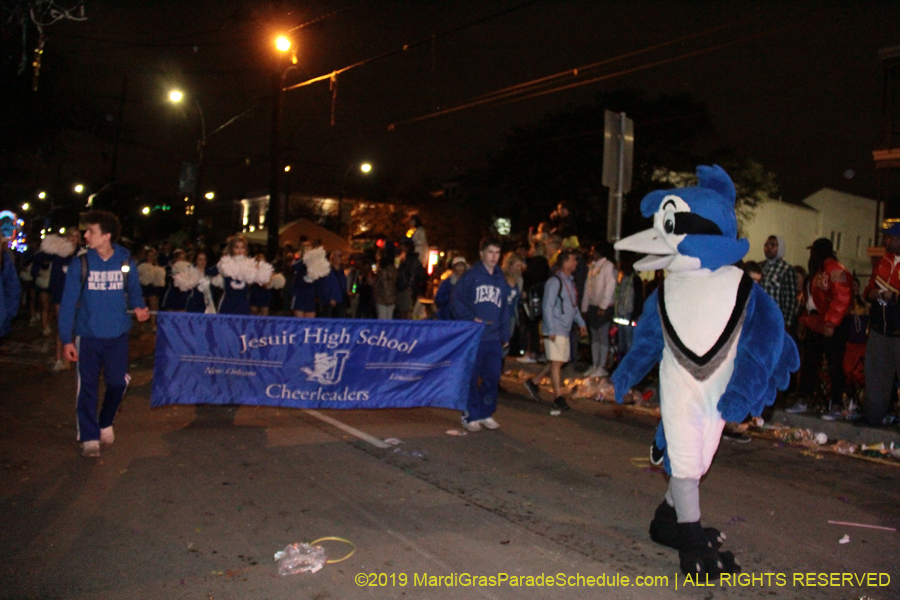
left=663, top=211, right=675, bottom=234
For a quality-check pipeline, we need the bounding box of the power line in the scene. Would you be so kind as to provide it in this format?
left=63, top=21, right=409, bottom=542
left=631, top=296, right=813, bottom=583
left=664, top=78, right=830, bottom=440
left=387, top=15, right=800, bottom=130
left=282, top=0, right=542, bottom=93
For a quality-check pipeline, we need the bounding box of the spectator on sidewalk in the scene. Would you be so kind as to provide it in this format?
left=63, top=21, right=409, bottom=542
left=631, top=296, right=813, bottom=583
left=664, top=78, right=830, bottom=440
left=407, top=214, right=429, bottom=268
left=863, top=223, right=900, bottom=426
left=523, top=249, right=587, bottom=414
left=501, top=251, right=526, bottom=354
left=518, top=241, right=550, bottom=363
left=57, top=210, right=149, bottom=458
left=761, top=235, right=799, bottom=332
left=395, top=240, right=426, bottom=320
left=614, top=253, right=643, bottom=359
left=581, top=243, right=617, bottom=377
left=435, top=256, right=467, bottom=320
left=550, top=201, right=576, bottom=239
left=374, top=254, right=398, bottom=320
left=788, top=238, right=852, bottom=416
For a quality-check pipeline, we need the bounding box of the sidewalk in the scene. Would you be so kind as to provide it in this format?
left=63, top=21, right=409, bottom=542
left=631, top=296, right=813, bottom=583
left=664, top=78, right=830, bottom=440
left=502, top=356, right=900, bottom=449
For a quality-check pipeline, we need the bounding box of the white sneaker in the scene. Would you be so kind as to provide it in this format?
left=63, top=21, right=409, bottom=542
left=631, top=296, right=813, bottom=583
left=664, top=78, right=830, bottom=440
left=516, top=355, right=537, bottom=364
left=100, top=426, right=115, bottom=446
left=478, top=417, right=500, bottom=430
left=785, top=401, right=808, bottom=414
left=588, top=366, right=609, bottom=378
left=461, top=419, right=482, bottom=432
left=81, top=440, right=101, bottom=458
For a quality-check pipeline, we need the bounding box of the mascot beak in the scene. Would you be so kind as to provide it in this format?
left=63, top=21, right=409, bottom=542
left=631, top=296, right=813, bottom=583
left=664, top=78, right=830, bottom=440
left=615, top=227, right=678, bottom=271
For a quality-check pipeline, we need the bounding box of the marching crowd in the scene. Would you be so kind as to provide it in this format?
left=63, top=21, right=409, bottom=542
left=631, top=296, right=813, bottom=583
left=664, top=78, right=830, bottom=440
left=1, top=205, right=899, bottom=457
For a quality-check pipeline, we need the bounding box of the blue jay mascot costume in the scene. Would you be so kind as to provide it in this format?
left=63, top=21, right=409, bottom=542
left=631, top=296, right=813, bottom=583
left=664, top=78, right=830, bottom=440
left=611, top=165, right=799, bottom=578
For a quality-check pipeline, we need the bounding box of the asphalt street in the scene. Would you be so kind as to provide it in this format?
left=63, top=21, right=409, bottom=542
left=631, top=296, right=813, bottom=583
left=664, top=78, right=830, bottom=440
left=1, top=329, right=899, bottom=600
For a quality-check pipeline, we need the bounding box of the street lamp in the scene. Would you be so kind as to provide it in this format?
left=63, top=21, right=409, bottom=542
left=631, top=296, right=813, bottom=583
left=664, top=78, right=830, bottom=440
left=338, top=162, right=373, bottom=236
left=168, top=88, right=207, bottom=232
left=266, top=34, right=294, bottom=258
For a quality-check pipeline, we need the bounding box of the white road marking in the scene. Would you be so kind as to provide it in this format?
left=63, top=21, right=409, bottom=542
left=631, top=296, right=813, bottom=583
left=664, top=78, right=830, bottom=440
left=303, top=409, right=392, bottom=448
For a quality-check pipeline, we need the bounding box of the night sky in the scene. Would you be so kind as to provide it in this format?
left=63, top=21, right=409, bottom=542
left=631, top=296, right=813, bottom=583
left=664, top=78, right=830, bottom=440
left=20, top=0, right=900, bottom=206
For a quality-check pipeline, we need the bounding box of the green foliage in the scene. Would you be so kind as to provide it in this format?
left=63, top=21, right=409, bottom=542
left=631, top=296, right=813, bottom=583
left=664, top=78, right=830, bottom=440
left=454, top=88, right=779, bottom=243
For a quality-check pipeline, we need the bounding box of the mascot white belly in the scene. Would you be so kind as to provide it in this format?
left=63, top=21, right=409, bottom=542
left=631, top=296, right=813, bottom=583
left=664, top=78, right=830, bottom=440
left=659, top=266, right=744, bottom=479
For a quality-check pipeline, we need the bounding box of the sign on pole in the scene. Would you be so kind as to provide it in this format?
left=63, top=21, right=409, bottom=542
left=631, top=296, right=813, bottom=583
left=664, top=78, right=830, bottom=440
left=179, top=162, right=198, bottom=195
left=602, top=110, right=634, bottom=244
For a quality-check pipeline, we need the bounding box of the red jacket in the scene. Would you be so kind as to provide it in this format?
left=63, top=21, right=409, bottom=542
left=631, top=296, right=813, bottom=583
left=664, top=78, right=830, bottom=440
left=865, top=252, right=900, bottom=335
left=800, top=258, right=851, bottom=332
left=865, top=252, right=900, bottom=298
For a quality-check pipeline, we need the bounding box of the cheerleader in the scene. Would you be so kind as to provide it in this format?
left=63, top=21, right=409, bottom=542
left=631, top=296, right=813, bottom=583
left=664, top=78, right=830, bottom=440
left=176, top=251, right=214, bottom=314
left=212, top=235, right=270, bottom=315
left=161, top=249, right=191, bottom=311
left=137, top=247, right=166, bottom=331
left=249, top=253, right=277, bottom=316
left=291, top=243, right=329, bottom=318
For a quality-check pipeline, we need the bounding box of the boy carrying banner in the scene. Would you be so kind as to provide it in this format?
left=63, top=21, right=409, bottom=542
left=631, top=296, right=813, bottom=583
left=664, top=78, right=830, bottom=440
left=58, top=211, right=149, bottom=458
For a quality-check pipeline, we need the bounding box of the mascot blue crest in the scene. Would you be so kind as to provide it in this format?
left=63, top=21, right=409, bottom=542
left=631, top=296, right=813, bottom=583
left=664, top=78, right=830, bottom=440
left=622, top=164, right=749, bottom=272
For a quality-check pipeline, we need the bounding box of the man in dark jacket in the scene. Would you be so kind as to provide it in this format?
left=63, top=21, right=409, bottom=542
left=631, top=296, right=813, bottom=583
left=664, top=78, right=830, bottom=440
left=395, top=241, right=426, bottom=320
left=450, top=237, right=509, bottom=432
left=863, top=223, right=900, bottom=426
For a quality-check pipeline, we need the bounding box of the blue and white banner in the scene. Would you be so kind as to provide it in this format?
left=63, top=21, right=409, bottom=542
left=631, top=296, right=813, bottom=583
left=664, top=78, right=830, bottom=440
left=150, top=313, right=483, bottom=410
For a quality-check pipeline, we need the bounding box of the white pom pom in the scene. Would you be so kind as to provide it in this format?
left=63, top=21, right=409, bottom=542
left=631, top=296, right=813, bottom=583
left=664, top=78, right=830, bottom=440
left=152, top=265, right=167, bottom=287
left=39, top=234, right=76, bottom=257
left=173, top=266, right=202, bottom=291
left=217, top=255, right=260, bottom=283
left=137, top=262, right=156, bottom=286
left=210, top=274, right=224, bottom=288
left=303, top=247, right=330, bottom=282
left=255, top=260, right=274, bottom=285
left=170, top=260, right=192, bottom=276
left=270, top=273, right=286, bottom=289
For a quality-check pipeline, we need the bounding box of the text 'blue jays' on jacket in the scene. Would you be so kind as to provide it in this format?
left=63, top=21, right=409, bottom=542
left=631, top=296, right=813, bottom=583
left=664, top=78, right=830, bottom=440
left=57, top=244, right=146, bottom=344
left=449, top=261, right=510, bottom=343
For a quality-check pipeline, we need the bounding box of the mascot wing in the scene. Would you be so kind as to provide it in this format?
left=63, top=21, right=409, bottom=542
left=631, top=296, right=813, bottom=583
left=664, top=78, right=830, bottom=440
left=716, top=286, right=800, bottom=422
left=611, top=289, right=665, bottom=404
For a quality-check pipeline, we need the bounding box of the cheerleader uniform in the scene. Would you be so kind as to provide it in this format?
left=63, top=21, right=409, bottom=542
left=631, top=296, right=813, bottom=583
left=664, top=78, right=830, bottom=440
left=290, top=259, right=317, bottom=313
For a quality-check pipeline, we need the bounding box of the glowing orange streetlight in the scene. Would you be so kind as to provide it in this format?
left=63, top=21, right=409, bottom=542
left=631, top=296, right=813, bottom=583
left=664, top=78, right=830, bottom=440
left=267, top=34, right=294, bottom=256
left=275, top=36, right=291, bottom=52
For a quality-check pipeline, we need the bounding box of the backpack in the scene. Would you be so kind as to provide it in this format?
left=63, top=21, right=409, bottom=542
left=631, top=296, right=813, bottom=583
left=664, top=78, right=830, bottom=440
left=523, top=275, right=568, bottom=322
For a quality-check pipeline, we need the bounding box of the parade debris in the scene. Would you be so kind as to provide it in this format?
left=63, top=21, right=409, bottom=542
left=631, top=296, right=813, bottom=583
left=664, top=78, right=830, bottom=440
left=503, top=368, right=898, bottom=466
left=274, top=538, right=356, bottom=576
left=275, top=543, right=326, bottom=575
